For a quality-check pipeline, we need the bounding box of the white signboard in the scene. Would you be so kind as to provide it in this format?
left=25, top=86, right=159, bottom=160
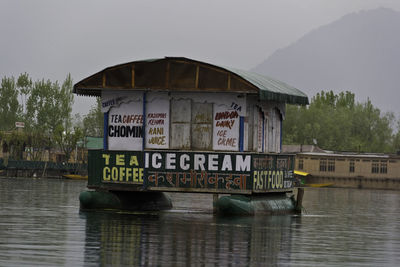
left=212, top=103, right=240, bottom=151
left=145, top=93, right=170, bottom=149
left=15, top=122, right=25, bottom=128
left=108, top=101, right=143, bottom=151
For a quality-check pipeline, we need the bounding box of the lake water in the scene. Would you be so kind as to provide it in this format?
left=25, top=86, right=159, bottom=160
left=0, top=177, right=399, bottom=266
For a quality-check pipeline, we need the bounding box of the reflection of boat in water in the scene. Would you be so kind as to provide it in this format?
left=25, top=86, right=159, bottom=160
left=63, top=174, right=88, bottom=180
left=80, top=205, right=296, bottom=266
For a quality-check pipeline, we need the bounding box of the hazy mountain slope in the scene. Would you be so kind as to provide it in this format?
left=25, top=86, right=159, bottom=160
left=253, top=8, right=400, bottom=114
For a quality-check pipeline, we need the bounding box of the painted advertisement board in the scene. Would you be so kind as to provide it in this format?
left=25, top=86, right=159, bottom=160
left=88, top=150, right=295, bottom=194
left=145, top=151, right=251, bottom=192
left=252, top=154, right=294, bottom=192
left=108, top=101, right=144, bottom=151
left=145, top=93, right=170, bottom=149
left=88, top=150, right=144, bottom=187
left=212, top=104, right=240, bottom=151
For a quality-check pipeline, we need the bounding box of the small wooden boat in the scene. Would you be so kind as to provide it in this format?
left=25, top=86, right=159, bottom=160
left=294, top=170, right=309, bottom=177
left=63, top=174, right=88, bottom=180
left=294, top=171, right=333, bottom=187
left=306, top=183, right=334, bottom=188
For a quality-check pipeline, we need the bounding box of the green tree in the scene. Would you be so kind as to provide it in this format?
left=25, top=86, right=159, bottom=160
left=22, top=74, right=75, bottom=161
left=392, top=120, right=400, bottom=153
left=283, top=90, right=395, bottom=153
left=0, top=76, right=21, bottom=130
left=0, top=73, right=77, bottom=162
left=0, top=131, right=26, bottom=160
left=83, top=98, right=103, bottom=137
left=25, top=74, right=74, bottom=134
left=53, top=125, right=83, bottom=162
left=16, top=72, right=32, bottom=114
left=25, top=130, right=51, bottom=161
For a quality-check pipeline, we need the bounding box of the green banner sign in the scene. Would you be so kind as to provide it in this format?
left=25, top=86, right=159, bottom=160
left=87, top=150, right=295, bottom=194
left=145, top=151, right=252, bottom=192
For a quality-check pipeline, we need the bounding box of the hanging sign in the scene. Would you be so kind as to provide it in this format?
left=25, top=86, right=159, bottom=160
left=15, top=122, right=25, bottom=128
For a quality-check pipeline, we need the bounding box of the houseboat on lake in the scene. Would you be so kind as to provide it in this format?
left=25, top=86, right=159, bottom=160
left=284, top=145, right=400, bottom=190
left=74, top=57, right=309, bottom=215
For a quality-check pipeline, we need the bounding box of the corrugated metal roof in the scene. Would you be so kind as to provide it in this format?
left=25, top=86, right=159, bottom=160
left=74, top=57, right=309, bottom=105
left=220, top=66, right=309, bottom=105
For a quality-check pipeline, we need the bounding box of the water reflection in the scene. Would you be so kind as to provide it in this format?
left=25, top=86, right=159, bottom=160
left=81, top=210, right=298, bottom=266
left=292, top=188, right=400, bottom=267
left=0, top=178, right=87, bottom=266
left=1, top=177, right=400, bottom=266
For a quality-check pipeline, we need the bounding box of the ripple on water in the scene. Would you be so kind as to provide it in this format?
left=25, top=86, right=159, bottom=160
left=1, top=179, right=400, bottom=266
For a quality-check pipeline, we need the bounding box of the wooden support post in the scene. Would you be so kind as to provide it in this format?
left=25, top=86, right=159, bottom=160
left=213, top=194, right=219, bottom=214
left=295, top=188, right=304, bottom=213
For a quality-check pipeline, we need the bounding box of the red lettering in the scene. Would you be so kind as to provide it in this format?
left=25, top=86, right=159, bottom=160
left=217, top=137, right=237, bottom=147
left=214, top=111, right=239, bottom=120
left=217, top=130, right=227, bottom=137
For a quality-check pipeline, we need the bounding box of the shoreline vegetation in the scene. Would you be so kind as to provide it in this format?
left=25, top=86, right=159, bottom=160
left=1, top=74, right=400, bottom=184
left=283, top=91, right=400, bottom=154
left=0, top=73, right=102, bottom=167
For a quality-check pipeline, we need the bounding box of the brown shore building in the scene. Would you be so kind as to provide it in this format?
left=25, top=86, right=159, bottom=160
left=283, top=145, right=400, bottom=190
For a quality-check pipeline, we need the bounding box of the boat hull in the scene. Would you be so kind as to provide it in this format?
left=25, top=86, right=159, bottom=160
left=215, top=193, right=298, bottom=216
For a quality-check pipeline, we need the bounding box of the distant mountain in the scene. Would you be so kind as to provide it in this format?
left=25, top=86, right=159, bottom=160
left=253, top=7, right=400, bottom=114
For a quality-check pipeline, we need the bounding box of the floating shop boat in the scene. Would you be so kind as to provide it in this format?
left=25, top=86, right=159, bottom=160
left=73, top=57, right=309, bottom=215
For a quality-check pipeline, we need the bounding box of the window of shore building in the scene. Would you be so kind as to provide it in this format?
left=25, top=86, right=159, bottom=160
left=349, top=160, right=355, bottom=173
left=320, top=159, right=327, bottom=172
left=371, top=161, right=379, bottom=174
left=380, top=161, right=387, bottom=174
left=298, top=159, right=304, bottom=170
left=328, top=159, right=335, bottom=172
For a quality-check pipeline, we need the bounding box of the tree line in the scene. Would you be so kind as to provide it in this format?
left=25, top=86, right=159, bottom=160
left=283, top=90, right=400, bottom=153
left=2, top=73, right=399, bottom=160
left=0, top=73, right=102, bottom=161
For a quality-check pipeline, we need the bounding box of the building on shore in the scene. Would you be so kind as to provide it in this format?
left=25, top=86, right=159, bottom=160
left=0, top=131, right=102, bottom=164
left=283, top=145, right=400, bottom=190
left=0, top=134, right=103, bottom=178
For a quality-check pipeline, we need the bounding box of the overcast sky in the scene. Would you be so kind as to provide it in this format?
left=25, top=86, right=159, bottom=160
left=1, top=0, right=400, bottom=115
